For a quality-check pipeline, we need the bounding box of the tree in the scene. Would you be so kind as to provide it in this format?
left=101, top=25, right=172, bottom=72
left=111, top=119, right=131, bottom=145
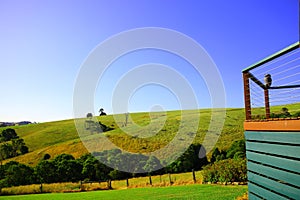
left=43, top=153, right=51, bottom=160
left=281, top=107, right=291, bottom=117
left=95, top=162, right=111, bottom=181
left=82, top=157, right=98, bottom=181
left=2, top=162, right=35, bottom=187
left=0, top=128, right=19, bottom=142
left=0, top=129, right=28, bottom=158
left=166, top=144, right=208, bottom=173
left=99, top=108, right=107, bottom=116
left=83, top=153, right=112, bottom=181
left=11, top=138, right=28, bottom=157
left=108, top=169, right=128, bottom=180
left=143, top=156, right=163, bottom=174
left=0, top=143, right=13, bottom=159
left=53, top=154, right=75, bottom=163
left=53, top=154, right=82, bottom=182
left=143, top=156, right=163, bottom=185
left=20, top=145, right=29, bottom=154
left=86, top=113, right=93, bottom=118
left=35, top=160, right=58, bottom=183
left=294, top=111, right=300, bottom=117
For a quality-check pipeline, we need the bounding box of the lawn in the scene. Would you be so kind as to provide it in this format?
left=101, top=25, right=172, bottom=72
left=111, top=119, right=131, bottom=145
left=0, top=184, right=247, bottom=200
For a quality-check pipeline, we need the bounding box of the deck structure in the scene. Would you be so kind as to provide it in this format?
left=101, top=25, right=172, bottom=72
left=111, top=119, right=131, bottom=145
left=243, top=42, right=300, bottom=199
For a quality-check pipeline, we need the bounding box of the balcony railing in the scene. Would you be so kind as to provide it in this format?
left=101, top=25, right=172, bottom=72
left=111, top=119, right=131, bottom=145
left=242, top=42, right=300, bottom=120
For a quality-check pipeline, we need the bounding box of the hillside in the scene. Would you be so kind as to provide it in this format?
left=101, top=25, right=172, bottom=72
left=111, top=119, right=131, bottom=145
left=1, top=104, right=298, bottom=166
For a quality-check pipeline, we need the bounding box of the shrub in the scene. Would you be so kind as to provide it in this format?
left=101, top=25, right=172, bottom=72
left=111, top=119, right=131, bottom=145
left=202, top=158, right=247, bottom=183
left=43, top=153, right=51, bottom=160
left=211, top=148, right=227, bottom=163
left=293, top=111, right=300, bottom=117
left=226, top=139, right=246, bottom=159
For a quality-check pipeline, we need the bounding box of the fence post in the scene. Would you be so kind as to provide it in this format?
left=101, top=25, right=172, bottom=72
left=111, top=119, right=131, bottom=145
left=160, top=175, right=162, bottom=183
left=125, top=112, right=129, bottom=126
left=264, top=89, right=270, bottom=119
left=149, top=175, right=152, bottom=186
left=107, top=179, right=112, bottom=189
left=168, top=173, right=173, bottom=185
left=79, top=180, right=83, bottom=190
left=243, top=72, right=252, bottom=120
left=192, top=169, right=196, bottom=183
left=126, top=178, right=129, bottom=187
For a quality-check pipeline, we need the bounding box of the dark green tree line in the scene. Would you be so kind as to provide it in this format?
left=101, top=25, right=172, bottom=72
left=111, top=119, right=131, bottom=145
left=0, top=143, right=210, bottom=187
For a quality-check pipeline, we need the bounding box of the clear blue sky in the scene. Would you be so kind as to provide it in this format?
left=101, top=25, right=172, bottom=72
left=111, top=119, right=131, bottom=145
left=0, top=0, right=298, bottom=122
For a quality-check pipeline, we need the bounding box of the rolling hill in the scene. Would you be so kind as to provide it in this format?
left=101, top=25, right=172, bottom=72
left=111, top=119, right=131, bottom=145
left=1, top=104, right=299, bottom=166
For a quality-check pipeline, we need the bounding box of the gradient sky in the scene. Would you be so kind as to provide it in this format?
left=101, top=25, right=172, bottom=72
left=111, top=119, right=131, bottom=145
left=0, top=0, right=298, bottom=122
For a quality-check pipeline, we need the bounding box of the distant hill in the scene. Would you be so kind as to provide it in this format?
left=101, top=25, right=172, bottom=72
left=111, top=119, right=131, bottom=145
left=0, top=121, right=32, bottom=127
left=0, top=104, right=298, bottom=166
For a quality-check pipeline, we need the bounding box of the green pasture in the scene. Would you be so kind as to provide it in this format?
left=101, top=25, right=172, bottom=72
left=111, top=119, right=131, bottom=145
left=0, top=103, right=298, bottom=166
left=0, top=184, right=247, bottom=200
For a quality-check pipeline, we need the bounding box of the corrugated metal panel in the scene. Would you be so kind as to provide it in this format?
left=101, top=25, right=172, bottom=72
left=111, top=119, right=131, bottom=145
left=248, top=182, right=288, bottom=200
left=247, top=151, right=300, bottom=173
left=245, top=131, right=300, bottom=199
left=246, top=141, right=300, bottom=159
left=245, top=131, right=300, bottom=145
left=248, top=162, right=300, bottom=188
left=248, top=172, right=299, bottom=199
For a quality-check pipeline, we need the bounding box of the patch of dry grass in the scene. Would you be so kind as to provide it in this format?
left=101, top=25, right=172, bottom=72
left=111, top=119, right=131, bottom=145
left=1, top=171, right=203, bottom=195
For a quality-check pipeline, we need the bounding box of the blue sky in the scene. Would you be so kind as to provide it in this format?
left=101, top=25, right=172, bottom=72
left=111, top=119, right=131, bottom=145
left=0, top=0, right=298, bottom=122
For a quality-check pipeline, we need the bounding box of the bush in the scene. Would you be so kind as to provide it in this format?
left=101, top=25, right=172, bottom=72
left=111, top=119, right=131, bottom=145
left=293, top=111, right=300, bottom=117
left=226, top=139, right=246, bottom=159
left=202, top=158, right=247, bottom=183
left=211, top=148, right=226, bottom=163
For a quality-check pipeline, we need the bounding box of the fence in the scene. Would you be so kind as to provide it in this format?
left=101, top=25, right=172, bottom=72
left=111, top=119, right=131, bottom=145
left=242, top=42, right=300, bottom=120
left=0, top=171, right=203, bottom=195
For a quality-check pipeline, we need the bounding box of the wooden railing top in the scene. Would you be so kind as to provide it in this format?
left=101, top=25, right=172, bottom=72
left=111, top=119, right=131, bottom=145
left=244, top=119, right=300, bottom=131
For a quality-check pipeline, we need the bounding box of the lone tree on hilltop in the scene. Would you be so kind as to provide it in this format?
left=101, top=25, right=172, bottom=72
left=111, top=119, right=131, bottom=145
left=86, top=113, right=93, bottom=118
left=99, top=108, right=107, bottom=116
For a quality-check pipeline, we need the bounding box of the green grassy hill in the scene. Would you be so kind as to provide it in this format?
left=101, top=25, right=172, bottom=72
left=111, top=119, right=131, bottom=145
left=1, top=103, right=299, bottom=166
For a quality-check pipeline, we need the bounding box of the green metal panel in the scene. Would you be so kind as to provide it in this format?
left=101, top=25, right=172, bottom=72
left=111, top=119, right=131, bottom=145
left=245, top=130, right=300, bottom=198
left=246, top=151, right=300, bottom=173
left=245, top=131, right=300, bottom=145
left=248, top=193, right=262, bottom=200
left=248, top=162, right=300, bottom=188
left=248, top=182, right=287, bottom=200
left=248, top=171, right=300, bottom=199
left=246, top=141, right=300, bottom=159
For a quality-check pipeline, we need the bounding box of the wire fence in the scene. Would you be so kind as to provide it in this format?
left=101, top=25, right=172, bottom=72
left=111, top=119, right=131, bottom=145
left=242, top=42, right=300, bottom=120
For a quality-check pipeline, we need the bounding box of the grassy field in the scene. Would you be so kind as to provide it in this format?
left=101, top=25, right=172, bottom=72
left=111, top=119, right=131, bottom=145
left=0, top=108, right=244, bottom=165
left=0, top=184, right=247, bottom=200
left=0, top=103, right=299, bottom=166
left=1, top=170, right=204, bottom=195
left=1, top=104, right=298, bottom=198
